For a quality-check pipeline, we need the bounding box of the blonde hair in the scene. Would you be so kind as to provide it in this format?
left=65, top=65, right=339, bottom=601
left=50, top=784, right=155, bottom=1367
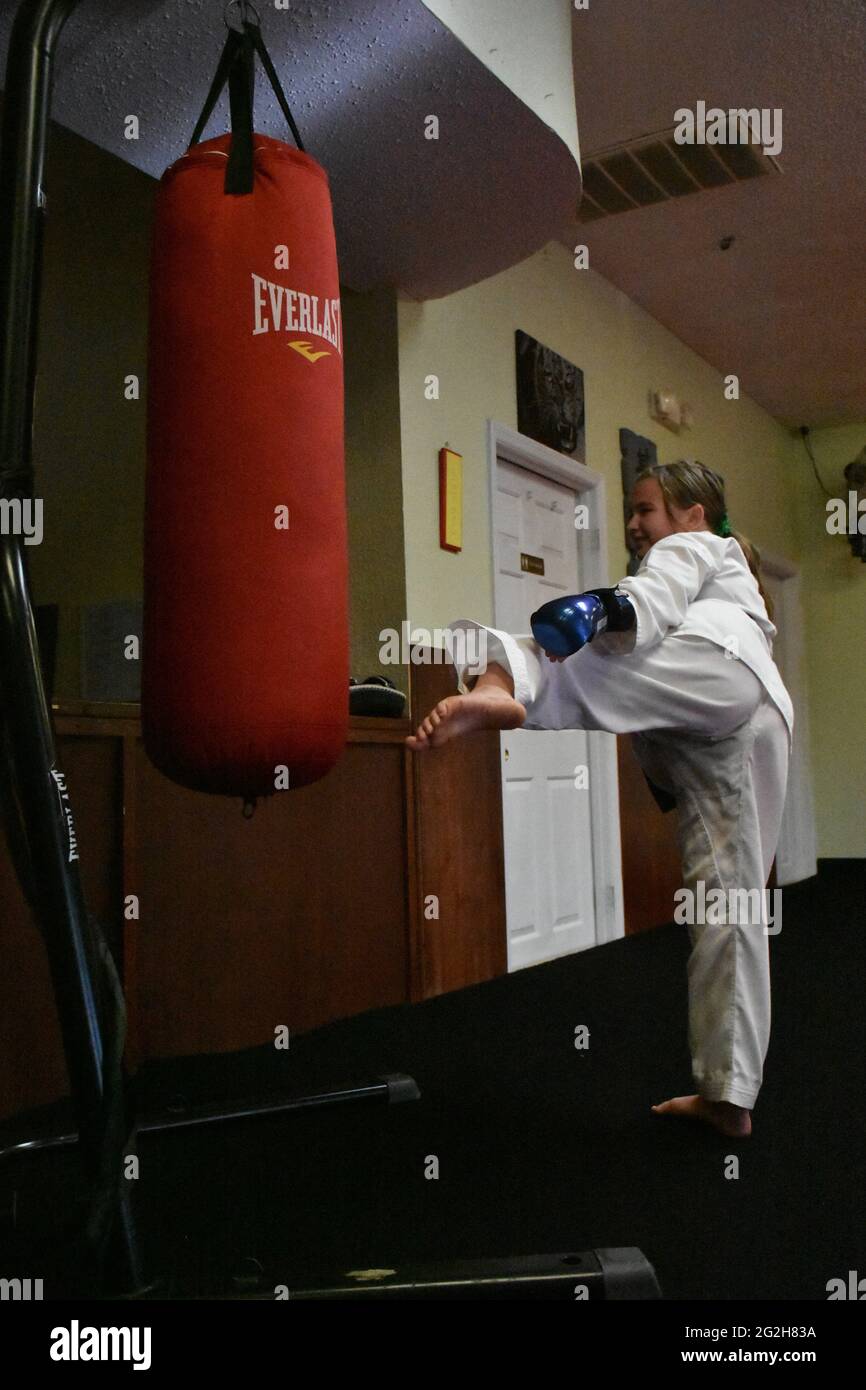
left=634, top=459, right=774, bottom=622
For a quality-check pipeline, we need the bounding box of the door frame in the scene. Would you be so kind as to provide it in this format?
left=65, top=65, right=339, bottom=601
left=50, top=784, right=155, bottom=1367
left=486, top=419, right=625, bottom=945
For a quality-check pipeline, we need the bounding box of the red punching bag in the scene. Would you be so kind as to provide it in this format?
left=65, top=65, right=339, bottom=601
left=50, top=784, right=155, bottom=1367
left=142, top=17, right=348, bottom=799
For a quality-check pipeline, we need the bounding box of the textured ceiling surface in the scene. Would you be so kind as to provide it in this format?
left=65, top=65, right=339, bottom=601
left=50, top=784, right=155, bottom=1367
left=0, top=0, right=861, bottom=424
left=565, top=0, right=866, bottom=427
left=0, top=0, right=580, bottom=300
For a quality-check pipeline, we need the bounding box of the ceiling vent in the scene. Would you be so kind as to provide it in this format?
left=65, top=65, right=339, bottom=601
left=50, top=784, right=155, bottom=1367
left=578, top=128, right=782, bottom=221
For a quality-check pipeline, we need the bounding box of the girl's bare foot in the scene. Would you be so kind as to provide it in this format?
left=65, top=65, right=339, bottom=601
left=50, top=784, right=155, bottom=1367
left=651, top=1095, right=752, bottom=1138
left=405, top=685, right=526, bottom=751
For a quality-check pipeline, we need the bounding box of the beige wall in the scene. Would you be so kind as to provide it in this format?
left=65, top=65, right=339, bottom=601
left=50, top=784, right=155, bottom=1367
left=787, top=423, right=866, bottom=857
left=24, top=119, right=405, bottom=696
left=341, top=285, right=407, bottom=682
left=398, top=239, right=797, bottom=633
left=28, top=116, right=154, bottom=697
left=397, top=241, right=865, bottom=859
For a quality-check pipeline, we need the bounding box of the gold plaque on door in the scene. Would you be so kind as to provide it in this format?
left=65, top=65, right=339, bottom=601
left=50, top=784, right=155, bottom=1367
left=520, top=552, right=545, bottom=575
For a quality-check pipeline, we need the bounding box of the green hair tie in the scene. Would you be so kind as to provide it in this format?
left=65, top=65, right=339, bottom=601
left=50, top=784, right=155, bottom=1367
left=717, top=514, right=732, bottom=537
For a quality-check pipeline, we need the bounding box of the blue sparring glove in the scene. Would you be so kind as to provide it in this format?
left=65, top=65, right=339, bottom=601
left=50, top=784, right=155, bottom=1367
left=530, top=587, right=636, bottom=658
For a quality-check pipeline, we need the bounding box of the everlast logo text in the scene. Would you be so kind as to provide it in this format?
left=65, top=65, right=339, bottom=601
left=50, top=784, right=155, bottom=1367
left=251, top=272, right=342, bottom=356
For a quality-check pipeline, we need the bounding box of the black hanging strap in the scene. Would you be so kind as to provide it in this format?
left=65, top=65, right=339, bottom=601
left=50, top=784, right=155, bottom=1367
left=248, top=22, right=306, bottom=154
left=187, top=17, right=305, bottom=196
left=225, top=25, right=255, bottom=194
left=188, top=28, right=242, bottom=150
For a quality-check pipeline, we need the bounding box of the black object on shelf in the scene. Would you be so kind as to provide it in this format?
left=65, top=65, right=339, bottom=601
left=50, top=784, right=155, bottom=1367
left=349, top=674, right=406, bottom=717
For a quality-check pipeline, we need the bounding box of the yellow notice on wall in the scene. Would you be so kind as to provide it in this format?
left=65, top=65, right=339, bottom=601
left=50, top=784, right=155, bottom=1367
left=439, top=447, right=463, bottom=553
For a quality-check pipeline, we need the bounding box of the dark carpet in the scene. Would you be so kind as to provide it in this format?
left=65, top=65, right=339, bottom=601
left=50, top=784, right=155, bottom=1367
left=2, top=859, right=863, bottom=1300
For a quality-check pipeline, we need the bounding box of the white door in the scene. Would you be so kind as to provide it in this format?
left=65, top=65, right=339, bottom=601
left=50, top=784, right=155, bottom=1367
left=761, top=570, right=818, bottom=885
left=493, top=457, right=599, bottom=970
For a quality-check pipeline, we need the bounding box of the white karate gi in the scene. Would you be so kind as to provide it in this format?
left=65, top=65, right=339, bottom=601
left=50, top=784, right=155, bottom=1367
left=446, top=532, right=793, bottom=1108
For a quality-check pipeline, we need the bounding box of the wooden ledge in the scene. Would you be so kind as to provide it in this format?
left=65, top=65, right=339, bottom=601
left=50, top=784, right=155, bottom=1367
left=49, top=700, right=411, bottom=742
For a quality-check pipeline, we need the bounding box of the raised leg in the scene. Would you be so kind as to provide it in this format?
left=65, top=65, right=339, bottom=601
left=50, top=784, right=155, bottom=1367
left=438, top=618, right=771, bottom=738
left=405, top=661, right=525, bottom=751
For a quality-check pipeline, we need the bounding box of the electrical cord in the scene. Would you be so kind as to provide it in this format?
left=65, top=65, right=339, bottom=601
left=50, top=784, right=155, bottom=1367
left=799, top=425, right=834, bottom=499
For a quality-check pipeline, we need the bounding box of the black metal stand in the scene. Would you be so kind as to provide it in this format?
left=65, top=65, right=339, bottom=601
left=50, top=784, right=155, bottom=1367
left=0, top=0, right=147, bottom=1296
left=0, top=1074, right=421, bottom=1161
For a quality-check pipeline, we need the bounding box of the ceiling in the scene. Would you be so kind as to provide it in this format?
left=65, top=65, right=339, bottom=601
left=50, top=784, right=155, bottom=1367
left=0, top=0, right=862, bottom=426
left=0, top=0, right=579, bottom=300
left=564, top=0, right=866, bottom=428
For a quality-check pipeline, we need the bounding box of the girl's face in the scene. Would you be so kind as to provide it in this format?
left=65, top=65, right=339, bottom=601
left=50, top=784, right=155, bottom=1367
left=626, top=477, right=708, bottom=562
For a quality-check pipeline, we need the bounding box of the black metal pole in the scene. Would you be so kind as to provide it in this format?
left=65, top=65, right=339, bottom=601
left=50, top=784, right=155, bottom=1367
left=0, top=0, right=143, bottom=1293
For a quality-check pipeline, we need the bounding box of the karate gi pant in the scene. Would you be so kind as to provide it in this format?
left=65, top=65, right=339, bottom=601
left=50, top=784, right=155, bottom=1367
left=447, top=620, right=791, bottom=1108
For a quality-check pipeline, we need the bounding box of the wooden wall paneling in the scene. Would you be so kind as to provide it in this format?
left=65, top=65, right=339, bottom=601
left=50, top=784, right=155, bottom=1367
left=616, top=734, right=681, bottom=934
left=401, top=740, right=425, bottom=1003
left=133, top=730, right=411, bottom=1060
left=5, top=692, right=509, bottom=1118
left=408, top=647, right=508, bottom=997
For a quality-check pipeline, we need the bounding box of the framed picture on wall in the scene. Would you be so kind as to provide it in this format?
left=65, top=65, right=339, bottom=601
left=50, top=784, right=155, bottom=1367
left=619, top=427, right=658, bottom=575
left=515, top=330, right=585, bottom=461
